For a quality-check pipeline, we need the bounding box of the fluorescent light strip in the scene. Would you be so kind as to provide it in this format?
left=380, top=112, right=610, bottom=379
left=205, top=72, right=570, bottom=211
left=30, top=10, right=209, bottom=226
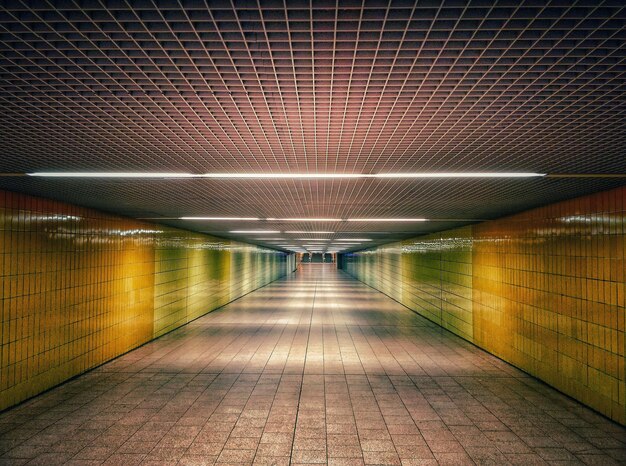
left=268, top=217, right=343, bottom=222
left=28, top=172, right=197, bottom=178
left=285, top=231, right=335, bottom=234
left=181, top=216, right=260, bottom=221
left=372, top=172, right=545, bottom=178
left=183, top=217, right=428, bottom=222
left=210, top=172, right=546, bottom=179
left=28, top=172, right=546, bottom=179
left=347, top=218, right=427, bottom=222
left=229, top=230, right=280, bottom=234
left=297, top=238, right=330, bottom=241
left=334, top=238, right=372, bottom=241
left=203, top=173, right=363, bottom=179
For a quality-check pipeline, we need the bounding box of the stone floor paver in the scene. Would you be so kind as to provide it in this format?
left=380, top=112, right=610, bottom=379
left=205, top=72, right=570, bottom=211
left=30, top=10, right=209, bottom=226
left=0, top=264, right=624, bottom=465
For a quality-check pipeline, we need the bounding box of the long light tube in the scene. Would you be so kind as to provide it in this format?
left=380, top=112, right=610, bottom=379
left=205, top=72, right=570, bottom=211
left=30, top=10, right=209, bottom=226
left=229, top=230, right=280, bottom=234
left=181, top=216, right=260, bottom=221
left=184, top=217, right=428, bottom=222
left=347, top=218, right=427, bottom=222
left=285, top=231, right=335, bottom=234
left=267, top=217, right=343, bottom=222
left=28, top=172, right=546, bottom=179
left=28, top=172, right=197, bottom=178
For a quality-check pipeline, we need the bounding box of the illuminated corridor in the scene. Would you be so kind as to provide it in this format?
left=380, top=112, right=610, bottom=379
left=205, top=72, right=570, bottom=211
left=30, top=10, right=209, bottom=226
left=0, top=264, right=624, bottom=465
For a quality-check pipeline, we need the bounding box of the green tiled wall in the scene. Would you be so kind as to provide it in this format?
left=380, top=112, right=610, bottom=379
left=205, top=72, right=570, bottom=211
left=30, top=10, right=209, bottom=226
left=0, top=189, right=292, bottom=411
left=346, top=187, right=625, bottom=425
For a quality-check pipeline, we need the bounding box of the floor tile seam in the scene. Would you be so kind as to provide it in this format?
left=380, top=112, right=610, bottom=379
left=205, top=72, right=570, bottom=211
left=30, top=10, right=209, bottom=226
left=192, top=285, right=283, bottom=328
left=348, top=324, right=387, bottom=373
left=264, top=289, right=314, bottom=368
left=221, top=321, right=285, bottom=373
left=333, top=323, right=366, bottom=375
left=363, top=325, right=407, bottom=374
left=409, top=365, right=558, bottom=462
left=342, top=322, right=401, bottom=462
left=199, top=317, right=281, bottom=373
left=177, top=325, right=253, bottom=374
left=206, top=375, right=269, bottom=462
left=326, top=369, right=359, bottom=463
left=146, top=326, right=239, bottom=372
left=154, top=367, right=239, bottom=422
left=250, top=313, right=308, bottom=464
left=289, top=276, right=318, bottom=464
left=371, top=326, right=429, bottom=378
left=505, top=376, right=593, bottom=430
left=375, top=324, right=481, bottom=463
left=239, top=317, right=296, bottom=375
left=257, top=322, right=300, bottom=374
left=122, top=381, right=209, bottom=463
left=179, top=329, right=255, bottom=367
left=356, top=321, right=481, bottom=463
left=63, top=365, right=192, bottom=463
left=142, top=320, right=225, bottom=362
left=176, top=368, right=249, bottom=461
left=280, top=325, right=311, bottom=374
left=313, top=291, right=332, bottom=465
left=390, top=324, right=472, bottom=380
left=322, top=307, right=348, bottom=379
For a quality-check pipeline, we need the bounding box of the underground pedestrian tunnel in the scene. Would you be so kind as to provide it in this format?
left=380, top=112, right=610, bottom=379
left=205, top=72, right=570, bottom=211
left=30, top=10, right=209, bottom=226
left=0, top=2, right=625, bottom=465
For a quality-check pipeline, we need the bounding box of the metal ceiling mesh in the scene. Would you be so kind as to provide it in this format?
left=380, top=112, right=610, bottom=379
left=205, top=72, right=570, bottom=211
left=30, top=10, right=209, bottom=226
left=0, top=1, right=625, bottom=250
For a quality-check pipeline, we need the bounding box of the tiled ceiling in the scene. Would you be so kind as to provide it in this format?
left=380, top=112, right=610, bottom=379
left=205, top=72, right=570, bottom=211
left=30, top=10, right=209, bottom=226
left=0, top=1, right=625, bottom=252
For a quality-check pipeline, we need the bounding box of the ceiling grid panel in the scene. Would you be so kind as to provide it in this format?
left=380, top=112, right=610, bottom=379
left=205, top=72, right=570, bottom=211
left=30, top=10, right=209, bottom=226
left=0, top=0, right=624, bottom=251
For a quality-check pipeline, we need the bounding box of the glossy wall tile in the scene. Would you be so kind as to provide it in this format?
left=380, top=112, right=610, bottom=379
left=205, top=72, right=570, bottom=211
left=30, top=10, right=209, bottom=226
left=346, top=186, right=625, bottom=425
left=0, top=190, right=292, bottom=411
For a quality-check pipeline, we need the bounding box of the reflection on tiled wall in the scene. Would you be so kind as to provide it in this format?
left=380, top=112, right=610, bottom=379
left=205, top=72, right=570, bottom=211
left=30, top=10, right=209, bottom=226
left=346, top=186, right=625, bottom=425
left=0, top=190, right=291, bottom=411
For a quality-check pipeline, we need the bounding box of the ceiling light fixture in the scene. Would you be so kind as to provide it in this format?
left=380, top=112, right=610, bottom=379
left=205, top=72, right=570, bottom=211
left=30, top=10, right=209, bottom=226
left=269, top=218, right=343, bottom=222
left=229, top=230, right=280, bottom=234
left=181, top=216, right=260, bottom=221
left=334, top=238, right=372, bottom=241
left=371, top=172, right=545, bottom=178
left=347, top=218, right=427, bottom=222
left=285, top=231, right=335, bottom=234
left=183, top=217, right=430, bottom=222
left=202, top=173, right=363, bottom=179
left=27, top=172, right=546, bottom=179
left=28, top=172, right=196, bottom=178
left=202, top=172, right=545, bottom=179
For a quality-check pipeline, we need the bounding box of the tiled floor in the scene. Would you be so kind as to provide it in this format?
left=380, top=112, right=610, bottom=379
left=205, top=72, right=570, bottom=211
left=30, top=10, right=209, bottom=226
left=1, top=265, right=625, bottom=466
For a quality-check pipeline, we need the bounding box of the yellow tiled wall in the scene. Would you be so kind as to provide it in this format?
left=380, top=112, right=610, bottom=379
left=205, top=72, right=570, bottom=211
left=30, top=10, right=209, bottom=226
left=0, top=190, right=291, bottom=411
left=346, top=186, right=625, bottom=425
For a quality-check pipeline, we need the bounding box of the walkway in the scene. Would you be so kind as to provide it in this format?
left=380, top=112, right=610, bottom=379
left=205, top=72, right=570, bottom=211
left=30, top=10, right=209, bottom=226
left=0, top=265, right=624, bottom=465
